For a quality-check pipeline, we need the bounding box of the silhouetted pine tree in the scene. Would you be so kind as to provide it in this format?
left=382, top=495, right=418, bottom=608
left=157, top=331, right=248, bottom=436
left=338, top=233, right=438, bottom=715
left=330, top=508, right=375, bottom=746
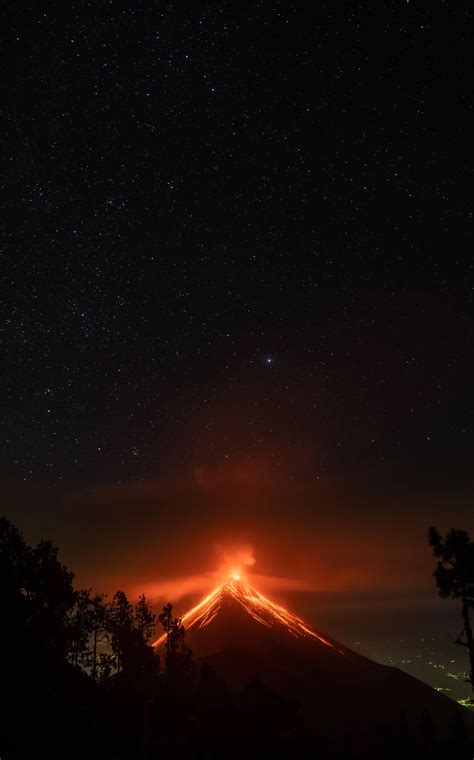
left=158, top=602, right=194, bottom=694
left=88, top=592, right=110, bottom=681
left=134, top=593, right=156, bottom=643
left=108, top=590, right=135, bottom=674
left=67, top=587, right=92, bottom=669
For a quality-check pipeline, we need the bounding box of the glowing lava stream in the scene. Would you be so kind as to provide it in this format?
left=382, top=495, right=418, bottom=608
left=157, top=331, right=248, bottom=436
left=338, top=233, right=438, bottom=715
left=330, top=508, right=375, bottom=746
left=152, top=576, right=334, bottom=649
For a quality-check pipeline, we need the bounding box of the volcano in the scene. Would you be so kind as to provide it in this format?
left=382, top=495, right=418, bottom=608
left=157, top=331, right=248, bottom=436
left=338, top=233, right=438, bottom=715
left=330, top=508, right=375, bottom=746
left=153, top=576, right=336, bottom=651
left=154, top=575, right=473, bottom=742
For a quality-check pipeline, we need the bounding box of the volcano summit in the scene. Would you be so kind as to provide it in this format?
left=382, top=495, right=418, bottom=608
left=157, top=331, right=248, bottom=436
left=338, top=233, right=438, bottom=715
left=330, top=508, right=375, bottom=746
left=153, top=576, right=335, bottom=649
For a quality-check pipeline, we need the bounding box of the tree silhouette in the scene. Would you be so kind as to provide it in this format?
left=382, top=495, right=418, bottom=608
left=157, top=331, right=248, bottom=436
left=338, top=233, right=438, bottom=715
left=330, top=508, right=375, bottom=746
left=0, top=515, right=29, bottom=617
left=67, top=588, right=92, bottom=669
left=0, top=518, right=116, bottom=759
left=108, top=590, right=135, bottom=674
left=158, top=602, right=194, bottom=693
left=107, top=589, right=159, bottom=691
left=135, top=594, right=156, bottom=644
left=428, top=527, right=474, bottom=691
left=64, top=589, right=114, bottom=678
left=0, top=516, right=78, bottom=657
left=105, top=592, right=159, bottom=759
left=131, top=595, right=160, bottom=691
left=158, top=602, right=173, bottom=658
left=88, top=593, right=110, bottom=680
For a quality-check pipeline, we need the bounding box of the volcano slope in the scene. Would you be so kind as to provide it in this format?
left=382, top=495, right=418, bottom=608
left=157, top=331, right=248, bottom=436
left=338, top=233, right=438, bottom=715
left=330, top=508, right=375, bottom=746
left=154, top=577, right=473, bottom=746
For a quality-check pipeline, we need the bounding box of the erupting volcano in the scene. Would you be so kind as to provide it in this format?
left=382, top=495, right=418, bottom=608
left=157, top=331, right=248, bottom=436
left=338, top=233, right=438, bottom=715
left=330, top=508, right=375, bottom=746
left=153, top=574, right=334, bottom=649
left=153, top=565, right=472, bottom=739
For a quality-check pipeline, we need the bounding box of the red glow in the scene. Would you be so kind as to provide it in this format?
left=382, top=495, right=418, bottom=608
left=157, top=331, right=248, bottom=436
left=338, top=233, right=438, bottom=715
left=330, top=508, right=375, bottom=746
left=215, top=544, right=256, bottom=585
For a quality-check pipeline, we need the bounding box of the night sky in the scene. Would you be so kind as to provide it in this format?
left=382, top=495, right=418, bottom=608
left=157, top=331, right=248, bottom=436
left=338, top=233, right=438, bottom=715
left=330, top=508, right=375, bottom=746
left=1, top=3, right=473, bottom=600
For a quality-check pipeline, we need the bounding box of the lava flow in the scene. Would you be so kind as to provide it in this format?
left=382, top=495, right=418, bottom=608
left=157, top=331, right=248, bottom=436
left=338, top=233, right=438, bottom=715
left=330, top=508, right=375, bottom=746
left=152, top=573, right=334, bottom=649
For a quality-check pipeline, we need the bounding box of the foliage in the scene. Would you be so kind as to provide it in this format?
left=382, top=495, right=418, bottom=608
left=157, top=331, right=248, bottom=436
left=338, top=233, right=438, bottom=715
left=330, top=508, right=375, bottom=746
left=158, top=602, right=194, bottom=693
left=429, top=527, right=474, bottom=602
left=429, top=526, right=474, bottom=690
left=135, top=593, right=157, bottom=643
left=0, top=517, right=76, bottom=656
left=67, top=588, right=93, bottom=669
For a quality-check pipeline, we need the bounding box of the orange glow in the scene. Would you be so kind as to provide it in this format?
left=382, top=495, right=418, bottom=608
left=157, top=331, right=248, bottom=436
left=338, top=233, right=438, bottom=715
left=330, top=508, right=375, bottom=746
left=216, top=544, right=256, bottom=583
left=76, top=457, right=435, bottom=599
left=152, top=575, right=334, bottom=649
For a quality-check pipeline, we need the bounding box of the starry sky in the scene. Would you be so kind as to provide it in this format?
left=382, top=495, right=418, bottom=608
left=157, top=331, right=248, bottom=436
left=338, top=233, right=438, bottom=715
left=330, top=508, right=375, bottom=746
left=1, top=2, right=473, bottom=598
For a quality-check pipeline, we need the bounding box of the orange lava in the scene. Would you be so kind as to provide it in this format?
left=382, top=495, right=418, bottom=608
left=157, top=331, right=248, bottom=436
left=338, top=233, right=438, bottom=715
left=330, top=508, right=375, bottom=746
left=152, top=574, right=334, bottom=648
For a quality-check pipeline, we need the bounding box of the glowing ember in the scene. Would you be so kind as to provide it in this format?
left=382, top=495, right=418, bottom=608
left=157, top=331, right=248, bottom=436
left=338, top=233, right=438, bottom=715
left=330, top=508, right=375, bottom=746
left=152, top=576, right=334, bottom=649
